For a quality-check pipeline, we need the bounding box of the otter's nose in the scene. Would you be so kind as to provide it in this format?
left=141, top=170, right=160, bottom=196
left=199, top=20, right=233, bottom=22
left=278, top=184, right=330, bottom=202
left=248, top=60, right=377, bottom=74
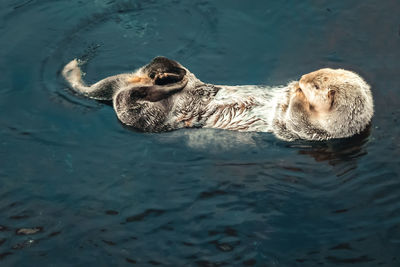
left=299, top=80, right=306, bottom=90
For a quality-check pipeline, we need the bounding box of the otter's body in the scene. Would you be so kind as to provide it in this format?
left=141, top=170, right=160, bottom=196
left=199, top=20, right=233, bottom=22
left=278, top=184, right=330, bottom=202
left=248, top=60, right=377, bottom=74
left=62, top=57, right=373, bottom=141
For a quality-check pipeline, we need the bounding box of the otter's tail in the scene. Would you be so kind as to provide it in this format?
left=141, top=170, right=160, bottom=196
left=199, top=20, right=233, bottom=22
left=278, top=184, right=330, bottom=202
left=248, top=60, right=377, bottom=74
left=62, top=59, right=116, bottom=100
left=62, top=59, right=90, bottom=96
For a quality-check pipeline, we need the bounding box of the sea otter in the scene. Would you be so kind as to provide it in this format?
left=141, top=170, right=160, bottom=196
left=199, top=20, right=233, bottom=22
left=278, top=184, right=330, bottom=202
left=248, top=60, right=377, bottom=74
left=62, top=57, right=374, bottom=141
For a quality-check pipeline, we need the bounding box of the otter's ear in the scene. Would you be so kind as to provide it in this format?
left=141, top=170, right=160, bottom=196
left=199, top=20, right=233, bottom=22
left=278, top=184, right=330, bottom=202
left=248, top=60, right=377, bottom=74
left=328, top=89, right=335, bottom=109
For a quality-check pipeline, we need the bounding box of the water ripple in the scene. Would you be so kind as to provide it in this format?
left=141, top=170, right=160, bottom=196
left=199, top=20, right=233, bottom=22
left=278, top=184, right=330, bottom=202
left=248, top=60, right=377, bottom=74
left=1, top=0, right=400, bottom=265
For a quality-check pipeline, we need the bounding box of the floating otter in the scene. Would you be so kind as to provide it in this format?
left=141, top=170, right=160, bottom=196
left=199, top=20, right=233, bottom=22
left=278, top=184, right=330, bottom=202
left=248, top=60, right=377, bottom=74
left=62, top=57, right=373, bottom=141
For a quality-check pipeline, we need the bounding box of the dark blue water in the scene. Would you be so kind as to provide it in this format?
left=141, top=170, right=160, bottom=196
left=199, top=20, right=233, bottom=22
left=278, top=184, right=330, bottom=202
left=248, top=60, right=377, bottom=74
left=1, top=0, right=400, bottom=266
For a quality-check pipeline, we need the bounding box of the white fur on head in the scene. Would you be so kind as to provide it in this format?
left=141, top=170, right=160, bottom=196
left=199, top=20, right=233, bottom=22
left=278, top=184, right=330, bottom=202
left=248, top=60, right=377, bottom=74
left=319, top=69, right=374, bottom=139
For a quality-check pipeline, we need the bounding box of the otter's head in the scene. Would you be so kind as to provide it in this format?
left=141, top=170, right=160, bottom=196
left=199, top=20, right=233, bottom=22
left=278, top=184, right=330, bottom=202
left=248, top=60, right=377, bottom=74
left=296, top=68, right=374, bottom=139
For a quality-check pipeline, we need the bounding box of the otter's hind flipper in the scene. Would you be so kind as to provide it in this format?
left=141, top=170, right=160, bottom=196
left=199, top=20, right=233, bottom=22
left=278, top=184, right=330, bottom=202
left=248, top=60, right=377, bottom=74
left=123, top=75, right=188, bottom=102
left=143, top=57, right=186, bottom=85
left=145, top=76, right=188, bottom=101
left=113, top=73, right=188, bottom=131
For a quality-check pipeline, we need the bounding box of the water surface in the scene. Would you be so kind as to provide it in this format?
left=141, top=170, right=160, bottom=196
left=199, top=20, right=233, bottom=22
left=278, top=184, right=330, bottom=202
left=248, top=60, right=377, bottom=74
left=1, top=0, right=400, bottom=266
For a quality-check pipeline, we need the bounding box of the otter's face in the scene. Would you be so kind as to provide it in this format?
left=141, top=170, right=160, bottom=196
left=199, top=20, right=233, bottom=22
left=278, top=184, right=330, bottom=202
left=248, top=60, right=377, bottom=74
left=298, top=68, right=339, bottom=114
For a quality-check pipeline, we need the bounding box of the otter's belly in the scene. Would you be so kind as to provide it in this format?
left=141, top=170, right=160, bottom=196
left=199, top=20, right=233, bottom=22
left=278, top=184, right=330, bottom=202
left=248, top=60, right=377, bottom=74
left=203, top=86, right=284, bottom=132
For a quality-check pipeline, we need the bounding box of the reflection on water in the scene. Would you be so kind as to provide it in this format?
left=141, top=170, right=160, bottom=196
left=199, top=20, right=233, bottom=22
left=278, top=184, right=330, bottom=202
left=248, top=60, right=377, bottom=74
left=1, top=0, right=400, bottom=266
left=295, top=126, right=371, bottom=164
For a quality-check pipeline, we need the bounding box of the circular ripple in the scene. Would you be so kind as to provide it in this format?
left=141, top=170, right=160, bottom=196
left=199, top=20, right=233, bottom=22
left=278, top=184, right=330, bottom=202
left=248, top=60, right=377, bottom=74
left=41, top=0, right=218, bottom=110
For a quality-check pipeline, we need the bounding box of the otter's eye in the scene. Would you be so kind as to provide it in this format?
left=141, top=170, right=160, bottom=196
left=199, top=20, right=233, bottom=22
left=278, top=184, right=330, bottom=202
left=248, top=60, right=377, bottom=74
left=314, top=83, right=320, bottom=90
